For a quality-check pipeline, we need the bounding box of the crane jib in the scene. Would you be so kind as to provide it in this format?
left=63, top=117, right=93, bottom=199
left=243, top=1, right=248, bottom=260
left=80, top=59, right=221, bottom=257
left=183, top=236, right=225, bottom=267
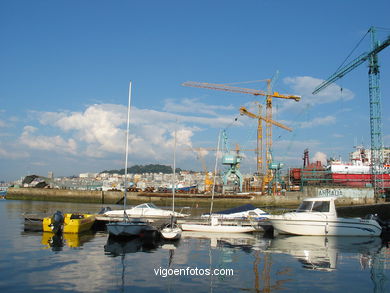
left=312, top=34, right=390, bottom=95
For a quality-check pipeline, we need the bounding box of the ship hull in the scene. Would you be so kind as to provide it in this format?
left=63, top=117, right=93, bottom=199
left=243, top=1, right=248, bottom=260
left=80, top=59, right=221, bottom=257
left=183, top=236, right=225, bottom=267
left=331, top=173, right=390, bottom=188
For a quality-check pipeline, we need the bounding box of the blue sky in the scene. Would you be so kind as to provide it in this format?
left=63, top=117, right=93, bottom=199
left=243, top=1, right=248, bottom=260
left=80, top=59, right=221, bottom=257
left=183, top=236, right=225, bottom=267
left=1, top=0, right=389, bottom=181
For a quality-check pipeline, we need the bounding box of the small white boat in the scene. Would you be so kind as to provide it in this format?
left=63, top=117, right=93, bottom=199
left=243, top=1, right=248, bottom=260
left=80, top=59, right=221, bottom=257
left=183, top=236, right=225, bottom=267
left=160, top=127, right=183, bottom=241
left=104, top=203, right=189, bottom=218
left=161, top=224, right=182, bottom=240
left=106, top=218, right=150, bottom=237
left=181, top=217, right=256, bottom=233
left=269, top=197, right=382, bottom=236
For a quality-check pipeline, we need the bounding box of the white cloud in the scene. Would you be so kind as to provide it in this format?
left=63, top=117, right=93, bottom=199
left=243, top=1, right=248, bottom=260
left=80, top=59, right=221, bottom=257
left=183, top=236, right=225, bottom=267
left=22, top=103, right=236, bottom=163
left=20, top=126, right=78, bottom=155
left=277, top=76, right=355, bottom=113
left=312, top=151, right=327, bottom=165
left=284, top=76, right=354, bottom=102
left=296, top=115, right=336, bottom=128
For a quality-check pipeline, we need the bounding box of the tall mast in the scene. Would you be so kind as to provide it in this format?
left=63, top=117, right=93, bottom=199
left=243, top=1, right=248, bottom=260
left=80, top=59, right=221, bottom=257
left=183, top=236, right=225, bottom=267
left=123, top=81, right=132, bottom=221
left=172, top=125, right=177, bottom=214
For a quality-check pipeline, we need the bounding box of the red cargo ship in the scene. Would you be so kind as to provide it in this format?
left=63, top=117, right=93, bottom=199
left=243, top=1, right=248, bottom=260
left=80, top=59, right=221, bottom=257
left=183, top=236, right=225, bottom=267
left=290, top=147, right=390, bottom=189
left=327, top=146, right=390, bottom=188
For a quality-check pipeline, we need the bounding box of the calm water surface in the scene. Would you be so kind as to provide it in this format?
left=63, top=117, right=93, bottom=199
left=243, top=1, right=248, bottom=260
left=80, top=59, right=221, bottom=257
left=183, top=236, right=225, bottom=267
left=0, top=199, right=389, bottom=292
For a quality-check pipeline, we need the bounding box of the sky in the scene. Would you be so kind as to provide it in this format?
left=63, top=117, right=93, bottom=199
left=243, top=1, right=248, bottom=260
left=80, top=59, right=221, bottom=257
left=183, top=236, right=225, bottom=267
left=1, top=0, right=390, bottom=182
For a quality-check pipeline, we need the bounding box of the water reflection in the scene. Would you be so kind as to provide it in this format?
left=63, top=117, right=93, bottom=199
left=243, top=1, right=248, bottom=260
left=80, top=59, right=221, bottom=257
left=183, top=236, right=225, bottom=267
left=182, top=231, right=271, bottom=252
left=41, top=231, right=96, bottom=250
left=267, top=236, right=383, bottom=271
left=7, top=195, right=389, bottom=293
left=104, top=236, right=161, bottom=256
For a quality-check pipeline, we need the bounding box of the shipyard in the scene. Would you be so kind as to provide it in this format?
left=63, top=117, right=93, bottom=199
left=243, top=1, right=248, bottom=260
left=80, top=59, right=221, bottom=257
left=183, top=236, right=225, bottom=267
left=1, top=1, right=390, bottom=292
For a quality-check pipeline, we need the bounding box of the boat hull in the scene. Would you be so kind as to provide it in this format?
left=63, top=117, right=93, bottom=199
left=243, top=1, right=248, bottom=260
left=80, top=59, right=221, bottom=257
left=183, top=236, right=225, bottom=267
left=181, top=223, right=255, bottom=233
left=270, top=217, right=382, bottom=236
left=106, top=221, right=150, bottom=237
left=331, top=173, right=390, bottom=188
left=161, top=227, right=182, bottom=240
left=43, top=213, right=95, bottom=234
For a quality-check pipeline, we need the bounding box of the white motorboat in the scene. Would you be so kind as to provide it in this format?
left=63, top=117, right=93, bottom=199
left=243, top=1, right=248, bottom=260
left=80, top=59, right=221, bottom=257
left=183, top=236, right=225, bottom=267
left=269, top=197, right=382, bottom=236
left=104, top=203, right=189, bottom=218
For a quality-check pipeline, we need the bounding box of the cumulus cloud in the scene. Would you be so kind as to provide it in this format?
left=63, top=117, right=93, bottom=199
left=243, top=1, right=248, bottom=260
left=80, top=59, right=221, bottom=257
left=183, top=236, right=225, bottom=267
left=313, top=151, right=327, bottom=165
left=284, top=76, right=354, bottom=102
left=20, top=126, right=78, bottom=155
left=276, top=76, right=355, bottom=113
left=21, top=102, right=236, bottom=162
left=297, top=115, right=336, bottom=128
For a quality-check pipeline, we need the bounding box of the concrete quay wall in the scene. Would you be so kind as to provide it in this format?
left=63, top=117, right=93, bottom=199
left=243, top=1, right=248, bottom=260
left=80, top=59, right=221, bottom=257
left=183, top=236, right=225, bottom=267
left=7, top=187, right=380, bottom=208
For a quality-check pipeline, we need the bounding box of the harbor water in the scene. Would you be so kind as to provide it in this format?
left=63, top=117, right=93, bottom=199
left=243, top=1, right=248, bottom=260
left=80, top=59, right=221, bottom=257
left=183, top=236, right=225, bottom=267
left=0, top=199, right=389, bottom=292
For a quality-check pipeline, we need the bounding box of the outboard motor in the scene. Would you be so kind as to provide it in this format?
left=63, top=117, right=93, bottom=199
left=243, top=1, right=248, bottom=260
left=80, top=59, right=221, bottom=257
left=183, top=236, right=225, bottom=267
left=49, top=210, right=64, bottom=234
left=365, top=213, right=387, bottom=227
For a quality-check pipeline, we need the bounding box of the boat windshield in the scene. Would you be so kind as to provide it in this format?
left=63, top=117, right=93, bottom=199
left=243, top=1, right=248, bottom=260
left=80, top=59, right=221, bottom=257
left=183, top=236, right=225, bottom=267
left=147, top=203, right=158, bottom=209
left=312, top=201, right=330, bottom=212
left=135, top=203, right=159, bottom=209
left=296, top=200, right=330, bottom=213
left=296, top=201, right=313, bottom=212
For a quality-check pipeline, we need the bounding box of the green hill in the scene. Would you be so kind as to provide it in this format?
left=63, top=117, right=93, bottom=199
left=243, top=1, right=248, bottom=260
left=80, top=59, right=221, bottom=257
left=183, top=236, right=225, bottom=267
left=101, top=164, right=182, bottom=175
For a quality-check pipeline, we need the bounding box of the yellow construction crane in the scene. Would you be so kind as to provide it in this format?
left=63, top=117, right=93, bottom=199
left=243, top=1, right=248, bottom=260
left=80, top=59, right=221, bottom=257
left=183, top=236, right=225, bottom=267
left=240, top=105, right=292, bottom=191
left=182, top=79, right=300, bottom=193
left=181, top=81, right=301, bottom=101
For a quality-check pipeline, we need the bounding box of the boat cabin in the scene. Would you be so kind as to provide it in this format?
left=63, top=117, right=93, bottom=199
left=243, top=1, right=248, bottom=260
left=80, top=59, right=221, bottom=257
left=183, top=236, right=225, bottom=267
left=296, top=197, right=337, bottom=216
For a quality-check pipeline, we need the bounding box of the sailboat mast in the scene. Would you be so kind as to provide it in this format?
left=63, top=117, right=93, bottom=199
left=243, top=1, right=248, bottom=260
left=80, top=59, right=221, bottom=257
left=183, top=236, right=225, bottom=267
left=172, top=126, right=177, bottom=214
left=209, top=130, right=221, bottom=217
left=123, top=81, right=132, bottom=220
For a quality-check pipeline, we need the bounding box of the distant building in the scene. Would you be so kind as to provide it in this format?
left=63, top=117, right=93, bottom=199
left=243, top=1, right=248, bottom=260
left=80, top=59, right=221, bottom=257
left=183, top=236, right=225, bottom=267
left=79, top=173, right=98, bottom=179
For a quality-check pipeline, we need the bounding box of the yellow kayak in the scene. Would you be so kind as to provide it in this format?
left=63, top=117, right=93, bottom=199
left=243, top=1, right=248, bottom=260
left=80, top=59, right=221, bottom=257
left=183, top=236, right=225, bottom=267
left=43, top=213, right=95, bottom=234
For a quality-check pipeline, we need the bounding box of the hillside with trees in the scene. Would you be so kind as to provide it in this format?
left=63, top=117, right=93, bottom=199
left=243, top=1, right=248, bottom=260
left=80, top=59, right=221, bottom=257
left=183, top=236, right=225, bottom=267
left=101, top=164, right=183, bottom=175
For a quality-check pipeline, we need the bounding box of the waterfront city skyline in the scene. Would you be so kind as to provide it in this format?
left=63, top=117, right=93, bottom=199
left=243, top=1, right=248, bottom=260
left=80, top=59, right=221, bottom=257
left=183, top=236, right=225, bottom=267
left=1, top=0, right=390, bottom=181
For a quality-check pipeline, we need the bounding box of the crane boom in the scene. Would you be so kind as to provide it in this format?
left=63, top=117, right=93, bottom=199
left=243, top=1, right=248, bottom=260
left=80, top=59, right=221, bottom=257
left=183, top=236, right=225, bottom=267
left=312, top=34, right=390, bottom=94
left=182, top=81, right=301, bottom=101
left=312, top=27, right=390, bottom=197
left=239, top=107, right=292, bottom=132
